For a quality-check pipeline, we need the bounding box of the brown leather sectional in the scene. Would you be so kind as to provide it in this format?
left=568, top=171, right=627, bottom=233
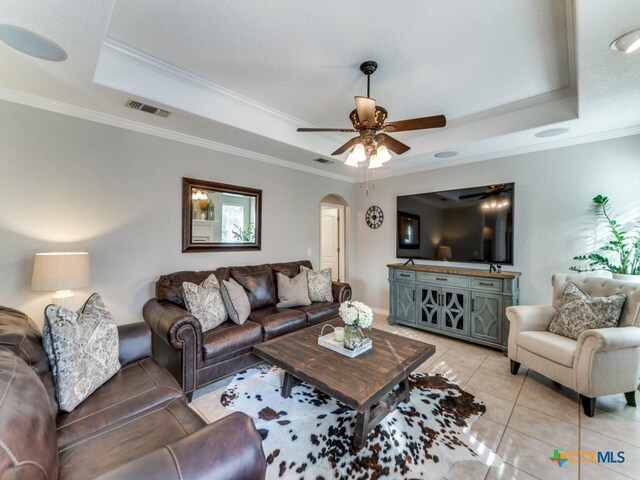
left=0, top=306, right=266, bottom=480
left=143, top=260, right=352, bottom=399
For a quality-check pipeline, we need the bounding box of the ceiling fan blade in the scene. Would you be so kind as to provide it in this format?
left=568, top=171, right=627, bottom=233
left=331, top=136, right=362, bottom=155
left=297, top=128, right=357, bottom=132
left=383, top=114, right=447, bottom=132
left=458, top=192, right=484, bottom=200
left=375, top=133, right=410, bottom=155
left=355, top=96, right=376, bottom=126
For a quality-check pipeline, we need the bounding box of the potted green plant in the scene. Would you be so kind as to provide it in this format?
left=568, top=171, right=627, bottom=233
left=571, top=195, right=640, bottom=281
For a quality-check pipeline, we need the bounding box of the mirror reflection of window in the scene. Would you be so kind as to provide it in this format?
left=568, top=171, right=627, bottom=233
left=221, top=204, right=245, bottom=243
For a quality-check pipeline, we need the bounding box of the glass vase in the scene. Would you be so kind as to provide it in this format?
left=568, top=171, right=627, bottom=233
left=343, top=325, right=364, bottom=350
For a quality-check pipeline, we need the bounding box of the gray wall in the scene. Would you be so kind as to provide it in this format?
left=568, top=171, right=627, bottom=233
left=353, top=135, right=640, bottom=311
left=0, top=100, right=354, bottom=325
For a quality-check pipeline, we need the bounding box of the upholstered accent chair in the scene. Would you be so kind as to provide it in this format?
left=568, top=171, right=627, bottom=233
left=506, top=274, right=640, bottom=416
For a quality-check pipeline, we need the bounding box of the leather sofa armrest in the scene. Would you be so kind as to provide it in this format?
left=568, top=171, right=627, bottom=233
left=577, top=326, right=640, bottom=353
left=505, top=305, right=556, bottom=332
left=332, top=281, right=352, bottom=304
left=117, top=322, right=152, bottom=365
left=95, top=412, right=266, bottom=480
left=143, top=299, right=203, bottom=350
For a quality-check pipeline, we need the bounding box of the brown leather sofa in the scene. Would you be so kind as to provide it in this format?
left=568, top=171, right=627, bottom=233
left=0, top=306, right=266, bottom=480
left=144, top=260, right=352, bottom=399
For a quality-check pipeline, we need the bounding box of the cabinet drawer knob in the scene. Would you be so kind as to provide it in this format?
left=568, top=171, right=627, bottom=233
left=435, top=277, right=448, bottom=281
left=479, top=281, right=494, bottom=286
left=400, top=273, right=410, bottom=277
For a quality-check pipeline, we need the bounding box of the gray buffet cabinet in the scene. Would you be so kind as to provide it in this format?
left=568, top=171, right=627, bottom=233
left=388, top=264, right=521, bottom=350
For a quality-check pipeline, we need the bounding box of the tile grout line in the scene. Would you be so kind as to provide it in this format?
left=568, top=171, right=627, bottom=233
left=482, top=367, right=540, bottom=480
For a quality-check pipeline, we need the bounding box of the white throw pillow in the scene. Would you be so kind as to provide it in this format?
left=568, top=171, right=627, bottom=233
left=276, top=271, right=312, bottom=308
left=183, top=274, right=228, bottom=331
left=43, top=293, right=120, bottom=412
left=220, top=278, right=251, bottom=325
left=300, top=265, right=333, bottom=302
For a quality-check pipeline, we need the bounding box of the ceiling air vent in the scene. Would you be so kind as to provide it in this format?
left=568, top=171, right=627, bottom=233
left=125, top=99, right=171, bottom=118
left=313, top=158, right=334, bottom=165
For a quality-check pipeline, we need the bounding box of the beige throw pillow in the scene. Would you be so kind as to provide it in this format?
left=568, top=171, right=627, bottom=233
left=221, top=278, right=251, bottom=325
left=43, top=294, right=120, bottom=412
left=276, top=271, right=312, bottom=308
left=182, top=274, right=228, bottom=331
left=301, top=265, right=333, bottom=302
left=548, top=282, right=626, bottom=340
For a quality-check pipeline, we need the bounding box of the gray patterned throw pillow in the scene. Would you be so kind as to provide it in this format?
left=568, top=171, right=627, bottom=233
left=43, top=293, right=120, bottom=412
left=548, top=282, right=626, bottom=340
left=300, top=265, right=333, bottom=302
left=183, top=274, right=228, bottom=331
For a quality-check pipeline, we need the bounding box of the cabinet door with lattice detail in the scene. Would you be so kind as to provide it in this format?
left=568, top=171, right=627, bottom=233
left=470, top=293, right=502, bottom=343
left=417, top=286, right=440, bottom=331
left=440, top=288, right=470, bottom=336
left=394, top=282, right=416, bottom=324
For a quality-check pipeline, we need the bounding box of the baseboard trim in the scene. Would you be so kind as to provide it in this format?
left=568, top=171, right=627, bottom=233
left=371, top=307, right=390, bottom=316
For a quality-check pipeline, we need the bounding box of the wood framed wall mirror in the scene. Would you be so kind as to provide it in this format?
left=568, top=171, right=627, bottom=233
left=182, top=177, right=262, bottom=252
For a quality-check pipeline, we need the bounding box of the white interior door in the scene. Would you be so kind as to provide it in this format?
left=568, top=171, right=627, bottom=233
left=320, top=206, right=340, bottom=281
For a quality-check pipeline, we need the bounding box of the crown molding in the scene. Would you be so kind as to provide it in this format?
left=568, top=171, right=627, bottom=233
left=373, top=122, right=640, bottom=181
left=101, top=38, right=343, bottom=143
left=0, top=86, right=356, bottom=183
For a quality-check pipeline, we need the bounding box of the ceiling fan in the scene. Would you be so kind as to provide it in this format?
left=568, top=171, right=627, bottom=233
left=458, top=184, right=512, bottom=200
left=297, top=61, right=447, bottom=168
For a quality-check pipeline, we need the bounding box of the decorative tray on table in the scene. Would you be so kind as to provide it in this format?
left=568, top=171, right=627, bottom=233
left=317, top=329, right=372, bottom=358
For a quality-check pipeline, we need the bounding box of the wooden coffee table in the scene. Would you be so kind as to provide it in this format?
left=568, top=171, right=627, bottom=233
left=253, top=318, right=435, bottom=448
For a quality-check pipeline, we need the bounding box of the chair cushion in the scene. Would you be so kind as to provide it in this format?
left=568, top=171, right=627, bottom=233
left=518, top=331, right=577, bottom=367
left=296, top=302, right=339, bottom=325
left=182, top=274, right=228, bottom=331
left=56, top=357, right=184, bottom=449
left=548, top=282, right=626, bottom=340
left=203, top=320, right=263, bottom=362
left=248, top=307, right=307, bottom=340
left=0, top=349, right=58, bottom=480
left=58, top=398, right=205, bottom=480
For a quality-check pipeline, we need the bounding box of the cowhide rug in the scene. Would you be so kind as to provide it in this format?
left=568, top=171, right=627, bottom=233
left=221, top=365, right=502, bottom=480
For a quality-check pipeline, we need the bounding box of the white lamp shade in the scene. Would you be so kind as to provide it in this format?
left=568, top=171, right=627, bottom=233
left=352, top=143, right=367, bottom=162
left=377, top=145, right=392, bottom=163
left=31, top=252, right=91, bottom=291
left=344, top=151, right=360, bottom=167
left=368, top=154, right=383, bottom=169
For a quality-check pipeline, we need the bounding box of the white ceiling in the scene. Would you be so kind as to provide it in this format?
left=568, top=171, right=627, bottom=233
left=1, top=0, right=640, bottom=181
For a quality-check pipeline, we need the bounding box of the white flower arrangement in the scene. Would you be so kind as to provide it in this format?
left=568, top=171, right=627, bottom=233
left=338, top=300, right=373, bottom=329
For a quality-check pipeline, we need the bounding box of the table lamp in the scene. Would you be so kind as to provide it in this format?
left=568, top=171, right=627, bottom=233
left=437, top=246, right=452, bottom=261
left=31, top=252, right=91, bottom=310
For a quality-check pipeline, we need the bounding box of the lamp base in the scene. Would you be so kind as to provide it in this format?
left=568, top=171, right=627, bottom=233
left=52, top=290, right=76, bottom=311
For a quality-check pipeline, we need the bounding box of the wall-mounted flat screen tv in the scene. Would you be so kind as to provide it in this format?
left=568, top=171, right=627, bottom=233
left=397, top=183, right=514, bottom=265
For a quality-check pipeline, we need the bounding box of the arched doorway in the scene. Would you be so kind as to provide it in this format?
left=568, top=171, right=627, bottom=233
left=319, top=194, right=349, bottom=282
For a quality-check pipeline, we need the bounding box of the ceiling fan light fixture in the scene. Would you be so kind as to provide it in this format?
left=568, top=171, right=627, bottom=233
left=368, top=153, right=383, bottom=169
left=352, top=143, right=367, bottom=162
left=611, top=28, right=640, bottom=53
left=377, top=145, right=392, bottom=163
left=344, top=154, right=360, bottom=168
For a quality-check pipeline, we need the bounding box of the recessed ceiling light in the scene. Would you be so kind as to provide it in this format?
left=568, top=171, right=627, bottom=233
left=610, top=28, right=640, bottom=54
left=0, top=24, right=67, bottom=61
left=434, top=151, right=458, bottom=158
left=535, top=127, right=570, bottom=138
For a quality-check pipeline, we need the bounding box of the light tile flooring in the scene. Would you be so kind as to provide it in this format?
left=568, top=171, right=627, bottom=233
left=189, top=315, right=640, bottom=480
